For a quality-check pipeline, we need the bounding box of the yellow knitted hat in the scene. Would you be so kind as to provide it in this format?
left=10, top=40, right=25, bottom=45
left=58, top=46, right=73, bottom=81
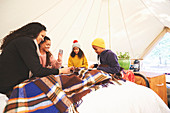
left=92, top=38, right=105, bottom=48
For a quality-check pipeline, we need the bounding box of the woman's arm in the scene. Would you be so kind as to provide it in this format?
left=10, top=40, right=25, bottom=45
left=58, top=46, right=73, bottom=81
left=82, top=56, right=88, bottom=68
left=68, top=56, right=73, bottom=67
left=16, top=37, right=60, bottom=77
left=50, top=54, right=62, bottom=69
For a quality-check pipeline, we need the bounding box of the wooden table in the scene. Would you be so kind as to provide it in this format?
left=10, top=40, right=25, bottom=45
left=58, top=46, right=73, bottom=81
left=134, top=71, right=168, bottom=105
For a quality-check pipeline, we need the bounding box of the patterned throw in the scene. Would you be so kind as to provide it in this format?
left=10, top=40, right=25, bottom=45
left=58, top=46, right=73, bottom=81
left=4, top=69, right=113, bottom=113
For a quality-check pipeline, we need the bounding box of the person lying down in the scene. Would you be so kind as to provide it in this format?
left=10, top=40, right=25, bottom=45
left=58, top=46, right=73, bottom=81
left=4, top=68, right=170, bottom=113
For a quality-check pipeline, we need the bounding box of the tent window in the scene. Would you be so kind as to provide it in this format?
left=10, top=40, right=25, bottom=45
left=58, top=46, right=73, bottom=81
left=141, top=32, right=170, bottom=73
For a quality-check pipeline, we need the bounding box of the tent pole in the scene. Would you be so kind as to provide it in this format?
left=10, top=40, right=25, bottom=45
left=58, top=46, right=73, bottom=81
left=118, top=0, right=134, bottom=57
left=108, top=0, right=111, bottom=49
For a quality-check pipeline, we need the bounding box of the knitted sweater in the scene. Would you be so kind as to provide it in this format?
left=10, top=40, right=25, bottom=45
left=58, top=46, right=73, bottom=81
left=97, top=50, right=120, bottom=74
left=39, top=53, right=62, bottom=69
left=68, top=55, right=88, bottom=68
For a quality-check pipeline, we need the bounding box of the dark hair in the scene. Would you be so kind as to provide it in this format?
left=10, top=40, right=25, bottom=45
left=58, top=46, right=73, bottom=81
left=0, top=22, right=46, bottom=50
left=71, top=48, right=84, bottom=59
left=39, top=36, right=52, bottom=67
left=39, top=36, right=50, bottom=45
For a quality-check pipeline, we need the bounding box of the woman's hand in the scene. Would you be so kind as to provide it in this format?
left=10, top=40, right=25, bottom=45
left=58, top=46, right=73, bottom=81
left=89, top=64, right=94, bottom=68
left=58, top=52, right=63, bottom=62
left=59, top=66, right=74, bottom=74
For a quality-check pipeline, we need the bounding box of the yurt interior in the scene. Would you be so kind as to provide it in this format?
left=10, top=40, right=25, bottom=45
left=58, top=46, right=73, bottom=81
left=0, top=0, right=170, bottom=113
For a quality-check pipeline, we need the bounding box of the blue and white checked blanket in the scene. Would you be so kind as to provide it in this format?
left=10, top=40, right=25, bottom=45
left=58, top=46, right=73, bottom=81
left=4, top=69, right=113, bottom=113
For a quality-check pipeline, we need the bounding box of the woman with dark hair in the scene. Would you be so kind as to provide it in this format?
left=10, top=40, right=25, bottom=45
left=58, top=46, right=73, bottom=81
left=39, top=36, right=62, bottom=68
left=0, top=22, right=72, bottom=97
left=68, top=40, right=88, bottom=68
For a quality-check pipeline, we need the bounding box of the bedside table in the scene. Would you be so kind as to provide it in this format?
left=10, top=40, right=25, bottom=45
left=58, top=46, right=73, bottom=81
left=134, top=71, right=168, bottom=105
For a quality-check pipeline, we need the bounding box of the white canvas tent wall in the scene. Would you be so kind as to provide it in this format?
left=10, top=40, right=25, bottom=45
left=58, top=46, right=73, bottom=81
left=0, top=0, right=170, bottom=65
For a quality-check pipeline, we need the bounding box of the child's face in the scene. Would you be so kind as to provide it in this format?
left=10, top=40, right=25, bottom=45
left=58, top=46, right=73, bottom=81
left=40, top=40, right=51, bottom=52
left=73, top=47, right=79, bottom=54
left=92, top=45, right=103, bottom=55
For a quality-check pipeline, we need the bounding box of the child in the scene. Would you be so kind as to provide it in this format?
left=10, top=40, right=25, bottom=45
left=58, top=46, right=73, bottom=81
left=39, top=36, right=62, bottom=69
left=90, top=38, right=120, bottom=74
left=68, top=40, right=88, bottom=68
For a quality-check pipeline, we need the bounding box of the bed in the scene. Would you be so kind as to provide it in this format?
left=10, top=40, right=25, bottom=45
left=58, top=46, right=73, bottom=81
left=3, top=68, right=170, bottom=113
left=77, top=80, right=169, bottom=113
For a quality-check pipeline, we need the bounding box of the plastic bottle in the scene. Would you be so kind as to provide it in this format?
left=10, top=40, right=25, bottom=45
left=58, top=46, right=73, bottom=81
left=133, top=59, right=140, bottom=72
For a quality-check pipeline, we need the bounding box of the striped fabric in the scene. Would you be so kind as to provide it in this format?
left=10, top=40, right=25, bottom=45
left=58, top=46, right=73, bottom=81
left=4, top=68, right=113, bottom=113
left=64, top=70, right=112, bottom=93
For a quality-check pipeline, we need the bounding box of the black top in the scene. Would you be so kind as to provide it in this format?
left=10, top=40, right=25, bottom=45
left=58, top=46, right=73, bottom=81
left=97, top=50, right=120, bottom=74
left=0, top=36, right=59, bottom=94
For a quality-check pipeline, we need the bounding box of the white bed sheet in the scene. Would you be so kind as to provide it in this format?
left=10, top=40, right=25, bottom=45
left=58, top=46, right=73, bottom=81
left=77, top=81, right=170, bottom=113
left=0, top=93, right=8, bottom=113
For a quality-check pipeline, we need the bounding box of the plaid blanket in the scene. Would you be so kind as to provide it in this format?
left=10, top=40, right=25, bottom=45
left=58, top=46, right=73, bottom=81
left=4, top=68, right=113, bottom=113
